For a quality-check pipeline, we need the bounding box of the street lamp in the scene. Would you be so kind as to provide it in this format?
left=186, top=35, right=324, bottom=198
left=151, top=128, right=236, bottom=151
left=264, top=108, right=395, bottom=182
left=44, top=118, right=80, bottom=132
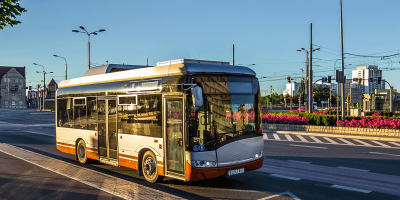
left=53, top=55, right=67, bottom=80
left=33, top=63, right=53, bottom=111
left=72, top=26, right=106, bottom=69
left=297, top=47, right=319, bottom=113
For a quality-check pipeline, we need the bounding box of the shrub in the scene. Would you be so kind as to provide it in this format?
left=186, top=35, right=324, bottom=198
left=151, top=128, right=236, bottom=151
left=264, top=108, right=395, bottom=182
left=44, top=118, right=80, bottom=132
left=314, top=114, right=322, bottom=125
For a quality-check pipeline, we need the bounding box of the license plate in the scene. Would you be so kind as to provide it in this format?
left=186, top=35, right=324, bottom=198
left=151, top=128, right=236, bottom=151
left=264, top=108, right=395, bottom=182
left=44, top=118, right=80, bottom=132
left=228, top=168, right=245, bottom=176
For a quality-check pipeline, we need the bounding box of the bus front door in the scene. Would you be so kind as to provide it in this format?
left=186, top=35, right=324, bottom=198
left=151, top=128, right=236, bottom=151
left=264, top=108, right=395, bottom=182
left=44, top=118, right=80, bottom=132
left=98, top=98, right=118, bottom=164
left=164, top=96, right=185, bottom=179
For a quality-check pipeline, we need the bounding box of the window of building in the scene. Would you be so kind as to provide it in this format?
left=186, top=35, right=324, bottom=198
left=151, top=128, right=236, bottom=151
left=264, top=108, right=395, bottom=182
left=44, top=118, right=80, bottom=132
left=12, top=93, right=15, bottom=97
left=4, top=101, right=8, bottom=106
left=11, top=101, right=16, bottom=105
left=5, top=92, right=7, bottom=97
left=15, top=79, right=18, bottom=82
left=18, top=101, right=23, bottom=105
left=19, top=93, right=22, bottom=96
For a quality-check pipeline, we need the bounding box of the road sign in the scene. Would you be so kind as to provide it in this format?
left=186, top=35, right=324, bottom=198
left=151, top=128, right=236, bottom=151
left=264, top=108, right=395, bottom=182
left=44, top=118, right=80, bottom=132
left=352, top=78, right=358, bottom=83
left=313, top=98, right=315, bottom=102
left=288, top=97, right=293, bottom=101
left=322, top=77, right=327, bottom=83
left=305, top=96, right=309, bottom=101
left=321, top=101, right=328, bottom=104
left=339, top=97, right=342, bottom=101
left=369, top=78, right=373, bottom=82
left=351, top=88, right=362, bottom=104
left=394, top=96, right=398, bottom=101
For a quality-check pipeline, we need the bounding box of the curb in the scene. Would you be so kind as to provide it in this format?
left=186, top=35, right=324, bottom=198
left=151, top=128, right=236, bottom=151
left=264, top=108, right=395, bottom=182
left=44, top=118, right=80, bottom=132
left=264, top=130, right=400, bottom=142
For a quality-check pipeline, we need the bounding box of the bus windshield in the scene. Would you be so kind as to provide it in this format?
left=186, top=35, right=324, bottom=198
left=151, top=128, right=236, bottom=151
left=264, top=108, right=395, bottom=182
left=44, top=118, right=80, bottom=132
left=188, top=76, right=262, bottom=151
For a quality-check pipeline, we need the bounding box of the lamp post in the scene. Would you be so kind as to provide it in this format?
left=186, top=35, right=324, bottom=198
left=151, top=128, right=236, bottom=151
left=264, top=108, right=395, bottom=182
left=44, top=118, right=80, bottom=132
left=72, top=26, right=106, bottom=69
left=33, top=63, right=53, bottom=111
left=53, top=55, right=67, bottom=80
left=297, top=47, right=319, bottom=113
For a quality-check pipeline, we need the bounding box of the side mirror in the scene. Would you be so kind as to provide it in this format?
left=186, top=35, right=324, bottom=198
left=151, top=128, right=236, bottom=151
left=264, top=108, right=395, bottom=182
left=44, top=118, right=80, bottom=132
left=191, top=86, right=203, bottom=107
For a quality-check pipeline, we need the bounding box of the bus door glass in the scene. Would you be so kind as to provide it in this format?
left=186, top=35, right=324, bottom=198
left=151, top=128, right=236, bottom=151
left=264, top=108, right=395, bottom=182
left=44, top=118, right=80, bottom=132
left=164, top=96, right=185, bottom=176
left=98, top=98, right=118, bottom=162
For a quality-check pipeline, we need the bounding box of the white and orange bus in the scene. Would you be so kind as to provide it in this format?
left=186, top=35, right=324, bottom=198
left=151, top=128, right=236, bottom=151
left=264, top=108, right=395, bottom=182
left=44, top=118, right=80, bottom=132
left=56, top=59, right=264, bottom=182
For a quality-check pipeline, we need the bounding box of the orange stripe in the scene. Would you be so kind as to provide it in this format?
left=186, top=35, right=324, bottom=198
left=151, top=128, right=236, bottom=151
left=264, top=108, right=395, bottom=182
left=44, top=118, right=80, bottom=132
left=56, top=144, right=75, bottom=155
left=87, top=151, right=99, bottom=160
left=119, top=157, right=138, bottom=170
left=119, top=154, right=139, bottom=160
left=56, top=142, right=75, bottom=147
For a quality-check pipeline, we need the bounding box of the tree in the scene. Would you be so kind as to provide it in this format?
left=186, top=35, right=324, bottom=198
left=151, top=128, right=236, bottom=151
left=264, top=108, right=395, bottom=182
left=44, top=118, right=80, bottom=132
left=313, top=85, right=330, bottom=104
left=0, top=0, right=27, bottom=30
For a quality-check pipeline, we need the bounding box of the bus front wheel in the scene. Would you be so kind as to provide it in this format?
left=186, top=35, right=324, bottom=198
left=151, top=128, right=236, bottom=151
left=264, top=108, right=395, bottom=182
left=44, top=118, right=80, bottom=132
left=76, top=140, right=88, bottom=164
left=142, top=151, right=164, bottom=183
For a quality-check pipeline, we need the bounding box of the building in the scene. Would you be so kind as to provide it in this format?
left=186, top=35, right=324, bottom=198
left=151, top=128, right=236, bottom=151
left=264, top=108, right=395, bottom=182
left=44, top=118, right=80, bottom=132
left=27, top=78, right=58, bottom=109
left=0, top=66, right=26, bottom=108
left=352, top=65, right=384, bottom=94
left=283, top=82, right=301, bottom=96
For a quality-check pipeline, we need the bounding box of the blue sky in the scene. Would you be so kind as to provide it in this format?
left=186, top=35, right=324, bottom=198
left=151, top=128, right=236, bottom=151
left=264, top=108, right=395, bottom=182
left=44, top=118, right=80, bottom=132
left=1, top=0, right=400, bottom=94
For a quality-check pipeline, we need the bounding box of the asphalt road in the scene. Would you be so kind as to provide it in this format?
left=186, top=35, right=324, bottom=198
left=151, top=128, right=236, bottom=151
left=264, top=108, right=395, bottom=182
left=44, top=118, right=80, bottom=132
left=0, top=108, right=400, bottom=199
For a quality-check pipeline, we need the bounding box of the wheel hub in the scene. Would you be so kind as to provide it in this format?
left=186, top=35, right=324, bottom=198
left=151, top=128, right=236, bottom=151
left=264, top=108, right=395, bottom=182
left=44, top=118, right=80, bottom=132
left=144, top=157, right=156, bottom=177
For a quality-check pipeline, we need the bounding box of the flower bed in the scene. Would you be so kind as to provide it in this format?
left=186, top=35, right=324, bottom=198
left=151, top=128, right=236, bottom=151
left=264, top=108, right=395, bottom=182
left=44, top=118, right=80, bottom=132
left=262, top=114, right=309, bottom=125
left=336, top=113, right=400, bottom=129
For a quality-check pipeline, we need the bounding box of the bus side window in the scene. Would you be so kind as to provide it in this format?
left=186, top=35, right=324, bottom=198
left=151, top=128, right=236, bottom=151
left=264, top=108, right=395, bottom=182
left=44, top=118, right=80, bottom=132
left=136, top=94, right=162, bottom=138
left=87, top=97, right=97, bottom=130
left=57, top=98, right=67, bottom=127
left=61, top=98, right=74, bottom=128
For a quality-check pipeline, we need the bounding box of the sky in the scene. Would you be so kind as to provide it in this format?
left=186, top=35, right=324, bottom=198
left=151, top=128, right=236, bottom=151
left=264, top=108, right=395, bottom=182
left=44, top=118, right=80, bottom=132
left=1, top=0, right=400, bottom=94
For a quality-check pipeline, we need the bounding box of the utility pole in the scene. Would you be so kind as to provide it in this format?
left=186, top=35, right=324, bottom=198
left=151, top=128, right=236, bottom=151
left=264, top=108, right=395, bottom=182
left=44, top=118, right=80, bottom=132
left=232, top=44, right=235, bottom=65
left=309, top=23, right=313, bottom=113
left=270, top=85, right=273, bottom=109
left=340, top=0, right=345, bottom=120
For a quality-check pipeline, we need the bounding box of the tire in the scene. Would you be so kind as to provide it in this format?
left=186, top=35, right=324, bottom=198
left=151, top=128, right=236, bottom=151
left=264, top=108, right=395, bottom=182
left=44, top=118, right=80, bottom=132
left=76, top=140, right=88, bottom=164
left=142, top=151, right=164, bottom=183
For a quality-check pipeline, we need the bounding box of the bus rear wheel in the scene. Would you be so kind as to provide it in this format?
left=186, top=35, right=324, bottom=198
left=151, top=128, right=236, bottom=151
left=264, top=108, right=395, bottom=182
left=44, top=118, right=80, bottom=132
left=76, top=140, right=88, bottom=164
left=142, top=151, right=164, bottom=183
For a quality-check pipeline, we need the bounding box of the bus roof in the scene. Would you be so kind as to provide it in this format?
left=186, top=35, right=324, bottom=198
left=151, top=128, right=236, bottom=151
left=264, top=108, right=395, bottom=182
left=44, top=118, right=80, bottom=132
left=58, top=59, right=256, bottom=88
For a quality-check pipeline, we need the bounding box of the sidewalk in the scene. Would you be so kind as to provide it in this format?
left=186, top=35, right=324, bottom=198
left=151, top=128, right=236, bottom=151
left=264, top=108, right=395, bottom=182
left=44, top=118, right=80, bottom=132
left=263, top=128, right=400, bottom=142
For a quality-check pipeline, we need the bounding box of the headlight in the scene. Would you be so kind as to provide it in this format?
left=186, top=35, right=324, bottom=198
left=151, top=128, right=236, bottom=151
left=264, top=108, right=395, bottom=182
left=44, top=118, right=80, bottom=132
left=192, top=160, right=218, bottom=168
left=253, top=151, right=263, bottom=160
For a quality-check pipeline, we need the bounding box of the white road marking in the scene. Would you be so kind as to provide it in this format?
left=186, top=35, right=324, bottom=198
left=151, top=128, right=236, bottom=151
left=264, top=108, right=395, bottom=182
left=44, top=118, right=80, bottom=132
left=369, top=152, right=400, bottom=157
left=337, top=138, right=355, bottom=145
left=331, top=185, right=371, bottom=193
left=288, top=160, right=311, bottom=164
left=353, top=139, right=373, bottom=147
left=323, top=137, right=338, bottom=144
left=270, top=174, right=301, bottom=181
left=389, top=142, right=400, bottom=147
left=309, top=136, right=322, bottom=143
left=296, top=135, right=309, bottom=142
left=20, top=130, right=54, bottom=137
left=289, top=144, right=328, bottom=149
left=370, top=140, right=391, bottom=148
left=285, top=134, right=294, bottom=141
left=337, top=166, right=370, bottom=172
left=258, top=191, right=301, bottom=200
left=273, top=134, right=280, bottom=140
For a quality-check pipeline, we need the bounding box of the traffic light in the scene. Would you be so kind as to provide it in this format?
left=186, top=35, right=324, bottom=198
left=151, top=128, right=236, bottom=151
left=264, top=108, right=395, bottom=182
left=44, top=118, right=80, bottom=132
left=287, top=76, right=291, bottom=83
left=378, top=77, right=381, bottom=84
left=328, top=76, right=331, bottom=83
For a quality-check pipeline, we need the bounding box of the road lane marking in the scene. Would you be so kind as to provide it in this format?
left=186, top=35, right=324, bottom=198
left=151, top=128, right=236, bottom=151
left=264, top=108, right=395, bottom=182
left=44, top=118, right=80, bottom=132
left=353, top=139, right=373, bottom=147
left=296, top=135, right=309, bottom=142
left=288, top=160, right=310, bottom=164
left=289, top=144, right=328, bottom=149
left=337, top=166, right=370, bottom=172
left=369, top=152, right=400, bottom=157
left=20, top=130, right=54, bottom=137
left=370, top=140, right=391, bottom=148
left=331, top=185, right=371, bottom=193
left=270, top=174, right=301, bottom=181
left=273, top=134, right=280, bottom=140
left=309, top=136, right=322, bottom=143
left=337, top=138, right=355, bottom=145
left=389, top=142, right=400, bottom=147
left=0, top=143, right=184, bottom=200
left=323, top=137, right=338, bottom=144
left=258, top=191, right=301, bottom=200
left=285, top=134, right=294, bottom=141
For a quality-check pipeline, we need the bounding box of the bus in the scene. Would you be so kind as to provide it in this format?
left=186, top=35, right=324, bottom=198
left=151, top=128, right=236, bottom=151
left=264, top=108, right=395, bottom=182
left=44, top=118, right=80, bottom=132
left=56, top=59, right=264, bottom=183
